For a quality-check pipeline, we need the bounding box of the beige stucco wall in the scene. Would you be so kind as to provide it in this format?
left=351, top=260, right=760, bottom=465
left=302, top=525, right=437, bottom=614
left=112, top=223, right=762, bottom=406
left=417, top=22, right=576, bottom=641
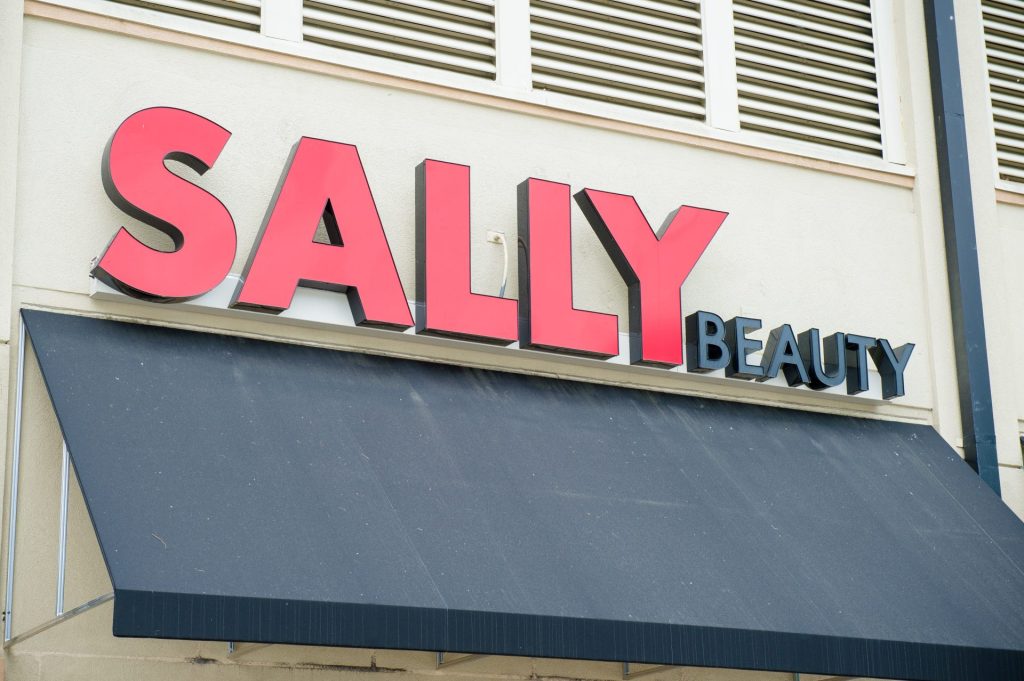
left=1, top=0, right=1022, bottom=679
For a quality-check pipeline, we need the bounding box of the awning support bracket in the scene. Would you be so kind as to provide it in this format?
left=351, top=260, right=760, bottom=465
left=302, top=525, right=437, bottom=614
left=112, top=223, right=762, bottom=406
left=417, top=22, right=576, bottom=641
left=0, top=318, right=110, bottom=646
left=2, top=591, right=113, bottom=649
left=436, top=652, right=486, bottom=669
left=622, top=662, right=673, bottom=679
left=228, top=641, right=271, bottom=658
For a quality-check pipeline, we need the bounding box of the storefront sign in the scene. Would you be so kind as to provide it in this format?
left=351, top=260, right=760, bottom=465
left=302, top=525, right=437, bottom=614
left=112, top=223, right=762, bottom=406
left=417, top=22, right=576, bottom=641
left=93, top=107, right=914, bottom=399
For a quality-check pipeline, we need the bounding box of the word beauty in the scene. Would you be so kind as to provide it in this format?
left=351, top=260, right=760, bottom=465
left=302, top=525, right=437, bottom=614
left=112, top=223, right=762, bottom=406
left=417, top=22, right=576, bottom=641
left=686, top=312, right=914, bottom=400
left=94, top=107, right=913, bottom=399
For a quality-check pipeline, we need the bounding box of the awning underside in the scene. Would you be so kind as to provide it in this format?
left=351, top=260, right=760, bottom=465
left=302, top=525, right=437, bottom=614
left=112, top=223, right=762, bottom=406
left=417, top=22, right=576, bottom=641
left=22, top=310, right=1024, bottom=681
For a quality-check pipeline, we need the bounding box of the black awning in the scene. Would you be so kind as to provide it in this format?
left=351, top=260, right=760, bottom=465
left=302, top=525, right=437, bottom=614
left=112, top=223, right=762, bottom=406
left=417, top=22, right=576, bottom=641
left=22, top=309, right=1024, bottom=681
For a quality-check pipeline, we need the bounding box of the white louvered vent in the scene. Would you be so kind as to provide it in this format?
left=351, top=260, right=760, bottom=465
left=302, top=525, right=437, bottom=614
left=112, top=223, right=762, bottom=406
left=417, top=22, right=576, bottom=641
left=529, top=0, right=705, bottom=120
left=303, top=0, right=496, bottom=79
left=733, top=0, right=882, bottom=156
left=983, top=1, right=1024, bottom=184
left=105, top=0, right=260, bottom=30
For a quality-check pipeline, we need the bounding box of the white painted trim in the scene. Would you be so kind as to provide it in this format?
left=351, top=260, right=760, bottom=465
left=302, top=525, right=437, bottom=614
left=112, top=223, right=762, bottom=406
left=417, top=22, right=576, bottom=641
left=996, top=178, right=1024, bottom=195
left=91, top=275, right=894, bottom=404
left=700, top=0, right=740, bottom=132
left=872, top=0, right=907, bottom=165
left=495, top=0, right=531, bottom=91
left=28, top=0, right=916, bottom=181
left=975, top=1, right=1010, bottom=190
left=994, top=182, right=1024, bottom=207
left=0, top=0, right=24, bottom=345
left=260, top=0, right=302, bottom=42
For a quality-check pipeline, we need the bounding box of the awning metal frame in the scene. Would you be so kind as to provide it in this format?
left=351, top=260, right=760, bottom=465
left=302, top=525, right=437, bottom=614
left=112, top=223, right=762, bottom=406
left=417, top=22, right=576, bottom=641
left=3, top=592, right=114, bottom=649
left=56, top=441, right=70, bottom=615
left=622, top=662, right=673, bottom=679
left=436, top=652, right=486, bottom=669
left=3, top=317, right=25, bottom=642
left=227, top=641, right=271, bottom=658
left=2, top=317, right=113, bottom=648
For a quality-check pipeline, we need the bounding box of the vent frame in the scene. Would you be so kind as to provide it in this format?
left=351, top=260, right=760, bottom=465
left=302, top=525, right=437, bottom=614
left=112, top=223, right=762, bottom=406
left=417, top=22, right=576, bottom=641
left=55, top=0, right=908, bottom=169
left=105, top=0, right=261, bottom=31
left=528, top=0, right=707, bottom=122
left=982, top=0, right=1024, bottom=186
left=731, top=0, right=886, bottom=157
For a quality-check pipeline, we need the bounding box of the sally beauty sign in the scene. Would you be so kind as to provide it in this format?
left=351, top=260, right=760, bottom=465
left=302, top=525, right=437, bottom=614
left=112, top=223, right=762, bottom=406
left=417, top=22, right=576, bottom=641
left=91, top=107, right=914, bottom=400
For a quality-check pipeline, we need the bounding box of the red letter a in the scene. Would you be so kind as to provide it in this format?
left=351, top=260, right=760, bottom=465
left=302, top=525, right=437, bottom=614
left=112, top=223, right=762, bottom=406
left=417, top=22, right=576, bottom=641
left=234, top=138, right=412, bottom=329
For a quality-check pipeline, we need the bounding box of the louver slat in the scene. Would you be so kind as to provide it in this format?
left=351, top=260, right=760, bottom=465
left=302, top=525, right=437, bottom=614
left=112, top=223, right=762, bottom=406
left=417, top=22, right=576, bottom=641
left=303, top=0, right=496, bottom=79
left=733, top=0, right=883, bottom=155
left=105, top=0, right=261, bottom=30
left=983, top=1, right=1024, bottom=183
left=529, top=0, right=705, bottom=120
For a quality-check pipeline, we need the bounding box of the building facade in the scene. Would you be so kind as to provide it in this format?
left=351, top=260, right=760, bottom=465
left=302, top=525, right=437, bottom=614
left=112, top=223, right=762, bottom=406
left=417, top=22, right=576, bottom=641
left=0, top=0, right=1022, bottom=679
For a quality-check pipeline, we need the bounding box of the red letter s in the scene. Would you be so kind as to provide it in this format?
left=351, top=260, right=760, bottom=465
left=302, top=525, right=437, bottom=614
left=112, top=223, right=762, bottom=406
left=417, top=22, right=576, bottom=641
left=94, top=107, right=236, bottom=301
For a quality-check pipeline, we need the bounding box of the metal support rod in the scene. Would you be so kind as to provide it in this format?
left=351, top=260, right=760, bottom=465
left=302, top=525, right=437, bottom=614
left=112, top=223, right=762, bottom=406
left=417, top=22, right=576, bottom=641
left=228, top=641, right=270, bottom=659
left=3, top=591, right=113, bottom=648
left=436, top=652, right=485, bottom=669
left=622, top=662, right=672, bottom=679
left=56, top=441, right=69, bottom=616
left=4, top=319, right=26, bottom=642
